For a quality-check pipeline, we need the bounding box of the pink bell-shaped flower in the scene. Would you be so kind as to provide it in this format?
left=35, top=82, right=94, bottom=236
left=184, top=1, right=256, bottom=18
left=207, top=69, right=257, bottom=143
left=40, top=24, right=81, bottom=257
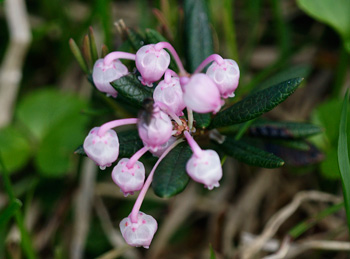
left=153, top=76, right=185, bottom=116
left=206, top=59, right=240, bottom=98
left=83, top=127, right=119, bottom=170
left=120, top=211, right=158, bottom=249
left=112, top=158, right=145, bottom=197
left=182, top=74, right=223, bottom=114
left=138, top=106, right=173, bottom=151
left=92, top=58, right=128, bottom=98
left=186, top=149, right=222, bottom=190
left=135, top=44, right=170, bottom=86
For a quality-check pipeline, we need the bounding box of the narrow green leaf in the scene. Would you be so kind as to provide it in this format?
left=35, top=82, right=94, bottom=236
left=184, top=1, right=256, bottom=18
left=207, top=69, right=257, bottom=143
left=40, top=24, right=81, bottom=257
left=194, top=112, right=211, bottom=129
left=89, top=27, right=99, bottom=62
left=69, top=38, right=89, bottom=74
left=126, top=27, right=145, bottom=51
left=152, top=142, right=192, bottom=198
left=101, top=44, right=109, bottom=58
left=209, top=244, right=216, bottom=259
left=289, top=202, right=344, bottom=239
left=118, top=130, right=144, bottom=158
left=0, top=199, right=22, bottom=229
left=249, top=120, right=323, bottom=139
left=110, top=74, right=153, bottom=108
left=337, top=91, right=350, bottom=233
left=210, top=78, right=303, bottom=128
left=82, top=35, right=93, bottom=71
left=184, top=0, right=214, bottom=72
left=218, top=137, right=284, bottom=168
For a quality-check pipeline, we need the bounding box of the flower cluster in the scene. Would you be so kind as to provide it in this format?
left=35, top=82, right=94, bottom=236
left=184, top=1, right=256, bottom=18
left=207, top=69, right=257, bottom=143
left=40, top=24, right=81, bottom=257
left=83, top=42, right=239, bottom=248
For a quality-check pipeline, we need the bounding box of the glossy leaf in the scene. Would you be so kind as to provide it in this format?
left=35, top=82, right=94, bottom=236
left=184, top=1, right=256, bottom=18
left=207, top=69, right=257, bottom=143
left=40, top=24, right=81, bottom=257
left=297, top=0, right=350, bottom=52
left=118, top=130, right=144, bottom=158
left=218, top=137, right=284, bottom=168
left=184, top=0, right=214, bottom=72
left=249, top=120, right=323, bottom=139
left=126, top=27, right=145, bottom=51
left=194, top=112, right=211, bottom=129
left=210, top=78, right=303, bottom=128
left=337, top=92, right=350, bottom=233
left=110, top=73, right=153, bottom=108
left=152, top=142, right=192, bottom=198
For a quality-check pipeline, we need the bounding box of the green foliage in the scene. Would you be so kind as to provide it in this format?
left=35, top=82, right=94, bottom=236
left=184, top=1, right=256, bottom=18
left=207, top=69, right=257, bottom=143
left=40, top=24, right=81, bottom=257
left=194, top=112, right=212, bottom=129
left=337, top=92, right=350, bottom=233
left=118, top=130, right=144, bottom=158
left=218, top=137, right=284, bottom=168
left=210, top=78, right=303, bottom=128
left=0, top=126, right=30, bottom=173
left=184, top=0, right=214, bottom=73
left=297, top=0, right=350, bottom=53
left=152, top=142, right=192, bottom=198
left=110, top=74, right=153, bottom=108
left=16, top=89, right=88, bottom=177
left=0, top=199, right=22, bottom=229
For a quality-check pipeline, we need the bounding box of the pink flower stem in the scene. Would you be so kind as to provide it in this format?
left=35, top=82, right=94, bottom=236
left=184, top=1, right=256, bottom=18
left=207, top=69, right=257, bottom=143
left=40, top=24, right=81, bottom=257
left=155, top=102, right=183, bottom=126
left=154, top=42, right=187, bottom=76
left=184, top=131, right=203, bottom=158
left=103, top=51, right=136, bottom=66
left=97, top=118, right=138, bottom=137
left=193, top=54, right=225, bottom=74
left=130, top=138, right=184, bottom=223
left=126, top=146, right=150, bottom=169
left=164, top=69, right=178, bottom=84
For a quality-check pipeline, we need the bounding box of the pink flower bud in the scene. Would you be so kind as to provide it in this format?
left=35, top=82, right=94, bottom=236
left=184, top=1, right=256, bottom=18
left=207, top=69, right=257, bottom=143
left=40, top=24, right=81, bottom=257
left=186, top=149, right=222, bottom=190
left=92, top=59, right=128, bottom=98
left=138, top=107, right=173, bottom=151
left=135, top=44, right=170, bottom=86
left=153, top=77, right=186, bottom=116
left=120, top=211, right=158, bottom=249
left=111, top=158, right=145, bottom=197
left=206, top=59, right=240, bottom=98
left=182, top=74, right=223, bottom=114
left=83, top=127, right=119, bottom=170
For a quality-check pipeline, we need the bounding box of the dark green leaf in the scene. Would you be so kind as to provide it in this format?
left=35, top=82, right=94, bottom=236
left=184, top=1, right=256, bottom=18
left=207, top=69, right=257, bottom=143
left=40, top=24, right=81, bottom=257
left=337, top=91, right=350, bottom=233
left=194, top=112, right=211, bottom=129
left=69, top=38, right=89, bottom=74
left=110, top=73, right=153, bottom=108
left=89, top=26, right=99, bottom=62
left=184, top=0, right=214, bottom=72
left=210, top=78, right=303, bottom=128
left=126, top=27, right=145, bottom=51
left=218, top=137, right=284, bottom=168
left=0, top=199, right=22, bottom=229
left=152, top=142, right=192, bottom=198
left=118, top=130, right=144, bottom=158
left=249, top=120, right=323, bottom=139
left=209, top=244, right=216, bottom=259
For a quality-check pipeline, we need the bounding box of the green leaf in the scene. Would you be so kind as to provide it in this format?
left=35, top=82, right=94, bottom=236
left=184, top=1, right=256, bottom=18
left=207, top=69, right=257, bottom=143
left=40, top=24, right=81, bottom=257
left=194, top=112, right=211, bottom=129
left=218, top=137, right=284, bottom=168
left=210, top=78, right=303, bottom=128
left=0, top=126, right=30, bottom=173
left=118, top=130, right=144, bottom=158
left=209, top=244, right=216, bottom=259
left=297, top=0, right=350, bottom=52
left=69, top=38, right=89, bottom=74
left=110, top=74, right=153, bottom=108
left=337, top=91, right=350, bottom=233
left=152, top=142, right=192, bottom=198
left=125, top=27, right=145, bottom=51
left=184, top=0, right=214, bottom=72
left=74, top=145, right=86, bottom=156
left=0, top=199, right=22, bottom=230
left=249, top=120, right=323, bottom=139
